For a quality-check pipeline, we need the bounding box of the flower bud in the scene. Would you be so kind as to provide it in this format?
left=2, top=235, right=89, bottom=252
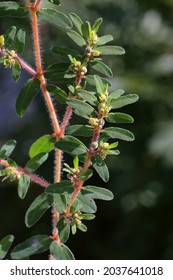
left=89, top=117, right=99, bottom=127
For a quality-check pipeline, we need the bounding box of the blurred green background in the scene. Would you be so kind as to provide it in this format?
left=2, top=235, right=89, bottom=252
left=1, top=0, right=173, bottom=259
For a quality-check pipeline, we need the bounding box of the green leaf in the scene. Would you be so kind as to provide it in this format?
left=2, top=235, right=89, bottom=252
left=38, top=8, right=72, bottom=29
left=16, top=78, right=40, bottom=117
left=86, top=75, right=111, bottom=86
left=47, top=72, right=76, bottom=83
left=77, top=193, right=97, bottom=213
left=4, top=26, right=16, bottom=48
left=91, top=61, right=113, bottom=77
left=54, top=194, right=67, bottom=214
left=78, top=90, right=98, bottom=106
left=92, top=155, right=109, bottom=182
left=97, top=35, right=113, bottom=46
left=48, top=0, right=60, bottom=5
left=57, top=219, right=70, bottom=243
left=0, top=139, right=16, bottom=159
left=0, top=169, right=8, bottom=177
left=67, top=30, right=86, bottom=47
left=47, top=84, right=67, bottom=104
left=44, top=63, right=69, bottom=79
left=50, top=241, right=75, bottom=260
left=94, top=45, right=125, bottom=55
left=103, top=127, right=135, bottom=141
left=0, top=2, right=28, bottom=18
left=67, top=98, right=95, bottom=119
left=107, top=89, right=125, bottom=104
left=7, top=158, right=17, bottom=168
left=85, top=186, right=114, bottom=201
left=94, top=75, right=104, bottom=95
left=45, top=180, right=74, bottom=195
left=79, top=169, right=93, bottom=181
left=69, top=13, right=84, bottom=35
left=70, top=199, right=82, bottom=212
left=51, top=46, right=81, bottom=58
left=25, top=153, right=48, bottom=172
left=14, top=28, right=26, bottom=53
left=65, top=125, right=93, bottom=137
left=18, top=174, right=30, bottom=200
left=11, top=235, right=51, bottom=259
left=0, top=235, right=14, bottom=260
left=92, top=18, right=103, bottom=32
left=29, top=135, right=55, bottom=158
left=80, top=213, right=95, bottom=220
left=73, top=156, right=79, bottom=169
left=106, top=113, right=134, bottom=123
left=25, top=193, right=53, bottom=228
left=55, top=136, right=87, bottom=156
left=12, top=60, right=21, bottom=82
left=77, top=223, right=87, bottom=232
left=109, top=94, right=139, bottom=109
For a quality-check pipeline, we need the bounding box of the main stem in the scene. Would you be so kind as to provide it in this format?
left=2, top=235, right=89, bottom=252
left=30, top=5, right=61, bottom=240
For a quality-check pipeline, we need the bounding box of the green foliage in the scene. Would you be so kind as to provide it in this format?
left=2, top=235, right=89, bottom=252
left=0, top=0, right=138, bottom=260
left=0, top=235, right=14, bottom=260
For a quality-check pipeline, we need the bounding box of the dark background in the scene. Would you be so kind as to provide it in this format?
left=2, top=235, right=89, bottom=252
left=1, top=0, right=173, bottom=259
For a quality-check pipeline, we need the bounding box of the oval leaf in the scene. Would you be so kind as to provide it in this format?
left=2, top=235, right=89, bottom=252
left=38, top=8, right=72, bottom=29
left=110, top=94, right=139, bottom=109
left=85, top=186, right=114, bottom=201
left=16, top=78, right=40, bottom=117
left=92, top=155, right=109, bottom=182
left=18, top=174, right=30, bottom=199
left=78, top=90, right=98, bottom=106
left=94, top=45, right=125, bottom=55
left=0, top=235, right=14, bottom=260
left=77, top=193, right=97, bottom=213
left=65, top=125, right=93, bottom=137
left=4, top=26, right=16, bottom=48
left=12, top=60, right=21, bottom=82
left=91, top=61, right=113, bottom=77
left=67, top=30, right=86, bottom=47
left=51, top=46, right=81, bottom=58
left=103, top=127, right=135, bottom=141
left=67, top=98, right=95, bottom=119
left=97, top=34, right=113, bottom=46
left=25, top=153, right=48, bottom=172
left=54, top=194, right=67, bottom=214
left=0, top=139, right=16, bottom=159
left=107, top=89, right=125, bottom=104
left=11, top=235, right=51, bottom=259
left=15, top=28, right=26, bottom=53
left=25, top=193, right=53, bottom=228
left=29, top=135, right=55, bottom=158
left=47, top=84, right=67, bottom=104
left=0, top=2, right=28, bottom=18
left=50, top=241, right=75, bottom=260
left=45, top=180, right=74, bottom=195
left=106, top=113, right=134, bottom=123
left=69, top=13, right=84, bottom=35
left=55, top=136, right=87, bottom=156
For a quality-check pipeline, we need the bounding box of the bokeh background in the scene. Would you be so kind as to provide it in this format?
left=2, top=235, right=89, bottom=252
left=1, top=0, right=173, bottom=259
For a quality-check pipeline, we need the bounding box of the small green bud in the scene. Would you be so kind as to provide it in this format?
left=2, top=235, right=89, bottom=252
left=0, top=35, right=4, bottom=48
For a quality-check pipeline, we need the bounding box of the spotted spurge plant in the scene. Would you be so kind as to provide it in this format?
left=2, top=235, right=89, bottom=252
left=0, top=0, right=138, bottom=260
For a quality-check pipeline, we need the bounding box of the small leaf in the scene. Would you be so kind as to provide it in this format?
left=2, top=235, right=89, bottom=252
left=109, top=94, right=139, bottom=109
left=55, top=136, right=87, bottom=156
left=25, top=153, right=48, bottom=172
left=48, top=0, right=60, bottom=5
left=77, top=223, right=87, bottom=232
left=47, top=72, right=76, bottom=83
left=51, top=46, right=81, bottom=58
left=77, top=193, right=97, bottom=213
left=70, top=199, right=82, bottom=212
left=79, top=169, right=93, bottom=181
left=12, top=60, right=21, bottom=82
left=92, top=155, right=109, bottom=182
left=85, top=186, right=114, bottom=201
left=54, top=194, right=67, bottom=214
left=4, top=26, right=16, bottom=48
left=29, top=135, right=55, bottom=158
left=50, top=241, right=75, bottom=260
left=94, top=45, right=125, bottom=55
left=86, top=75, right=111, bottom=86
left=92, top=18, right=103, bottom=32
left=7, top=158, right=17, bottom=168
left=45, top=180, right=74, bottom=194
left=57, top=219, right=70, bottom=243
left=97, top=35, right=113, bottom=46
left=67, top=99, right=95, bottom=119
left=38, top=8, right=72, bottom=29
left=69, top=13, right=84, bottom=35
left=0, top=169, right=8, bottom=177
left=107, top=89, right=125, bottom=104
left=47, top=84, right=67, bottom=104
left=11, top=235, right=51, bottom=259
left=15, top=28, right=26, bottom=53
left=0, top=139, right=16, bottom=159
left=67, top=30, right=86, bottom=47
left=44, top=63, right=69, bottom=79
left=94, top=75, right=104, bottom=95
left=103, top=127, right=135, bottom=141
left=25, top=193, right=53, bottom=227
left=18, top=174, right=30, bottom=199
left=16, top=78, right=40, bottom=117
left=0, top=235, right=14, bottom=260
left=106, top=113, right=134, bottom=123
left=0, top=2, right=28, bottom=18
left=80, top=213, right=95, bottom=220
left=91, top=61, right=113, bottom=77
left=78, top=89, right=98, bottom=106
left=65, top=125, right=93, bottom=137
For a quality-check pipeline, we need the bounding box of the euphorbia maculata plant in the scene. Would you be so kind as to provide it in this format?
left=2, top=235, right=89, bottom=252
left=0, top=0, right=138, bottom=260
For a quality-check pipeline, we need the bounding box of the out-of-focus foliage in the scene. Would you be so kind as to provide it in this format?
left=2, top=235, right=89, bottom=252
left=1, top=0, right=173, bottom=259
